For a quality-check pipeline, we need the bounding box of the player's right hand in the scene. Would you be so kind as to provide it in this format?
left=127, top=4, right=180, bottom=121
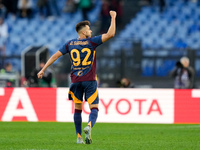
left=110, top=11, right=117, bottom=18
left=37, top=70, right=44, bottom=79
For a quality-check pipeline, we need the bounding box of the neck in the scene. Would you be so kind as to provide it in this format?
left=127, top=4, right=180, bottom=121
left=79, top=34, right=87, bottom=39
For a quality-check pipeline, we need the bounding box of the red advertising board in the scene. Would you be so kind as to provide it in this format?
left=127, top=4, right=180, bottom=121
left=174, top=89, right=200, bottom=123
left=0, top=88, right=56, bottom=121
left=0, top=88, right=200, bottom=123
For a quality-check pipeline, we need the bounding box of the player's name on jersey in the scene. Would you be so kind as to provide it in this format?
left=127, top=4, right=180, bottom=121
left=70, top=41, right=89, bottom=45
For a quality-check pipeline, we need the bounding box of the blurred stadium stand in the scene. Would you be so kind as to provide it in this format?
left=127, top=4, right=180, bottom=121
left=0, top=0, right=101, bottom=85
left=97, top=0, right=200, bottom=88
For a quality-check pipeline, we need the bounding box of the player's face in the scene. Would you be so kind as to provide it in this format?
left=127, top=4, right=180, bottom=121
left=84, top=25, right=92, bottom=38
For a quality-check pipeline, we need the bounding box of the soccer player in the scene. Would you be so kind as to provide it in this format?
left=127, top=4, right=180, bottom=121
left=37, top=10, right=117, bottom=144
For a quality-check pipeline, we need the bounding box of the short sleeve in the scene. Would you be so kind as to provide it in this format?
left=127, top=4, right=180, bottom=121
left=58, top=41, right=70, bottom=55
left=89, top=35, right=102, bottom=48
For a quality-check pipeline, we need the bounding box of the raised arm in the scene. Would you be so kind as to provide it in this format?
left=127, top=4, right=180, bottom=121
left=37, top=51, right=62, bottom=79
left=102, top=11, right=117, bottom=43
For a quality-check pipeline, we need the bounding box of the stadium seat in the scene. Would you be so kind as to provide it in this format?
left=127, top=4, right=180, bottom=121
left=108, top=1, right=200, bottom=51
left=142, top=59, right=154, bottom=76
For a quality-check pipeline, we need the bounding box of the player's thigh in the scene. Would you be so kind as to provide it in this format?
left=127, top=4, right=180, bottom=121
left=68, top=82, right=84, bottom=103
left=84, top=81, right=99, bottom=105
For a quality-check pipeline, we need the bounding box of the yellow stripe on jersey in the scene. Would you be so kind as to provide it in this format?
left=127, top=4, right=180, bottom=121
left=87, top=88, right=98, bottom=104
left=69, top=90, right=82, bottom=103
left=91, top=51, right=96, bottom=66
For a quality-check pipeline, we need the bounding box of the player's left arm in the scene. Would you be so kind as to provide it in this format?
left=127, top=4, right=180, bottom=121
left=37, top=51, right=62, bottom=79
left=102, top=11, right=117, bottom=43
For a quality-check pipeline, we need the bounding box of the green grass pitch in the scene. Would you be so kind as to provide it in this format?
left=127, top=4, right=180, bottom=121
left=0, top=122, right=200, bottom=150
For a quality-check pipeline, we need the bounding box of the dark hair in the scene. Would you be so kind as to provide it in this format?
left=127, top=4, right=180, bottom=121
left=75, top=21, right=90, bottom=33
left=5, top=63, right=11, bottom=68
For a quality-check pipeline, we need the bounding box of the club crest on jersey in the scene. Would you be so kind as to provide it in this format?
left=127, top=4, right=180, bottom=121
left=77, top=71, right=83, bottom=76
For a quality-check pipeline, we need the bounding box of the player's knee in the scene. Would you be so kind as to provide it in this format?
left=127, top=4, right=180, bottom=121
left=91, top=107, right=99, bottom=111
left=89, top=104, right=99, bottom=111
left=75, top=103, right=82, bottom=110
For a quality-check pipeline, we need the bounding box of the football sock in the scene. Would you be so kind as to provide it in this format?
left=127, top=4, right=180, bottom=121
left=74, top=109, right=82, bottom=136
left=88, top=108, right=98, bottom=128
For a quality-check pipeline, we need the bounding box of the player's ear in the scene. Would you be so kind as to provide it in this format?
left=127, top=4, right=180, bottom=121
left=82, top=30, right=86, bottom=35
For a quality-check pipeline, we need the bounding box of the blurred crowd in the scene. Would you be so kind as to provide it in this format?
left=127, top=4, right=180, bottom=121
left=1, top=0, right=196, bottom=89
left=0, top=0, right=124, bottom=21
left=0, top=0, right=125, bottom=88
left=0, top=0, right=95, bottom=19
left=100, top=0, right=123, bottom=33
left=0, top=62, right=17, bottom=87
left=0, top=16, right=8, bottom=56
left=0, top=0, right=124, bottom=56
left=0, top=61, right=54, bottom=87
left=170, top=57, right=195, bottom=89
